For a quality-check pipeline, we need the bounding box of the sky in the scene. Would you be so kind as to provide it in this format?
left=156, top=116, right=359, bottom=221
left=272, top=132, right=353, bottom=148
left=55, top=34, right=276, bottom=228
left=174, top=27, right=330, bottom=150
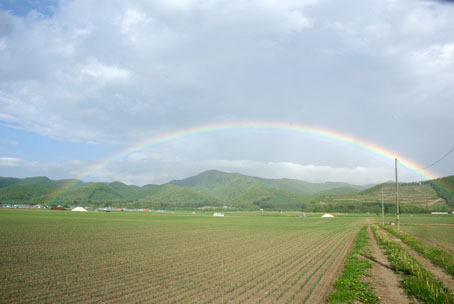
left=0, top=0, right=453, bottom=186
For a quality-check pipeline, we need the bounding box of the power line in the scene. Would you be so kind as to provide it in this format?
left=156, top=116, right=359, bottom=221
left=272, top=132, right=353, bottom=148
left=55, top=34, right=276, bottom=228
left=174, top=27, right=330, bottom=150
left=418, top=144, right=454, bottom=171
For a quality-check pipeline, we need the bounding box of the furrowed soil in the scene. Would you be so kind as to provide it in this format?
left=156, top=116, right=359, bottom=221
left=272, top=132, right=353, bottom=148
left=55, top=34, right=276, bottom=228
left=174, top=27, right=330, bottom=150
left=302, top=235, right=354, bottom=303
left=0, top=210, right=370, bottom=303
left=366, top=226, right=411, bottom=304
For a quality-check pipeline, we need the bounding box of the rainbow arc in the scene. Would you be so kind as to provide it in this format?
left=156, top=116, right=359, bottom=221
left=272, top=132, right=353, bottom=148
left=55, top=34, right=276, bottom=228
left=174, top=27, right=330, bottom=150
left=46, top=121, right=440, bottom=204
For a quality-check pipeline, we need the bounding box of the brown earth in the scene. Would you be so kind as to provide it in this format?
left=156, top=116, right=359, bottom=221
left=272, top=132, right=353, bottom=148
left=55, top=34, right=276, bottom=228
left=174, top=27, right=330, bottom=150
left=366, top=226, right=412, bottom=304
left=426, top=198, right=444, bottom=206
left=302, top=236, right=355, bottom=303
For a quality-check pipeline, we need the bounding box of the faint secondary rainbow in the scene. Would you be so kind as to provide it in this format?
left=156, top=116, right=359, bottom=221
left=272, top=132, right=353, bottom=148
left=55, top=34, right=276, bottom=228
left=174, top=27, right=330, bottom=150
left=47, top=121, right=440, bottom=204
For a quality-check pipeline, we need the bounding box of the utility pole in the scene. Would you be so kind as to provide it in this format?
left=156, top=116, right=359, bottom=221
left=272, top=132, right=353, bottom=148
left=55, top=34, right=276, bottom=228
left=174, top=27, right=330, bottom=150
left=381, top=188, right=384, bottom=225
left=395, top=158, right=400, bottom=231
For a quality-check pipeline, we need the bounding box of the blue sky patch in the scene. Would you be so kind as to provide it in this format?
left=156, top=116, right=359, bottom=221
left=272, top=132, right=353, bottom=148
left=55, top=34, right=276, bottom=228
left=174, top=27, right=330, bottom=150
left=0, top=0, right=59, bottom=17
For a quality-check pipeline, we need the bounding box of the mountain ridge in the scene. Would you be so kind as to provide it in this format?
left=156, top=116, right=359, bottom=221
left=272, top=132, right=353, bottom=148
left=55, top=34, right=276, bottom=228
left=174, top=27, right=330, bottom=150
left=1, top=171, right=452, bottom=212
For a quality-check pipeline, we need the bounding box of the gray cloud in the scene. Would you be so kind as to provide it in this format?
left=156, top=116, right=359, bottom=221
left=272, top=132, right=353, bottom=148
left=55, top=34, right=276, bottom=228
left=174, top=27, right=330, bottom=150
left=0, top=0, right=453, bottom=184
left=0, top=155, right=421, bottom=186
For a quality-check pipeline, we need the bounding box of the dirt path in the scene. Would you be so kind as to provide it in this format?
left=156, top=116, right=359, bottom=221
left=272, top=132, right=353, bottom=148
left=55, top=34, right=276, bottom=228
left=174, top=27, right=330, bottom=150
left=390, top=235, right=454, bottom=291
left=366, top=226, right=411, bottom=304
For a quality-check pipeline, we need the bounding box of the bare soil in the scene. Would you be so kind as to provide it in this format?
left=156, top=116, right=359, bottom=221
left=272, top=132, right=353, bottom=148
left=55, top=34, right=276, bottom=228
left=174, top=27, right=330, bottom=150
left=366, top=226, right=412, bottom=304
left=303, top=236, right=355, bottom=303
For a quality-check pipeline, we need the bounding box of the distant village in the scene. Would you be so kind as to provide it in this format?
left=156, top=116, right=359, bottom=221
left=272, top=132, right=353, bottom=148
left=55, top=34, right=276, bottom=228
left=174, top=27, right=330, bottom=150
left=0, top=204, right=152, bottom=212
left=1, top=203, right=454, bottom=215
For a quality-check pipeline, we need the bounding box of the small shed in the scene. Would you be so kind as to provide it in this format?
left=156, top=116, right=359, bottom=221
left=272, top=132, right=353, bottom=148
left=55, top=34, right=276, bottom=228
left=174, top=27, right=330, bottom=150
left=213, top=213, right=224, bottom=217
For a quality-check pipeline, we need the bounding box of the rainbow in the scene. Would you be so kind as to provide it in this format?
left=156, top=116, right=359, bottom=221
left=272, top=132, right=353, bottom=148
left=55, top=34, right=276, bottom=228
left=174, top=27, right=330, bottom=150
left=46, top=121, right=440, bottom=204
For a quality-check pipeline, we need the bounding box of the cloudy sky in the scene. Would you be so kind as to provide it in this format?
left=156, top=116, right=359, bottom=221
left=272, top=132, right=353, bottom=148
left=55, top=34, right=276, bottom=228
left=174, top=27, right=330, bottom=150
left=0, top=0, right=453, bottom=186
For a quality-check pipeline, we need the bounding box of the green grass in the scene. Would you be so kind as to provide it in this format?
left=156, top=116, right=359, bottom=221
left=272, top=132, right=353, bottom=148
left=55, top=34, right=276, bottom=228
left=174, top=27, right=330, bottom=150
left=372, top=225, right=454, bottom=303
left=396, top=214, right=454, bottom=224
left=327, top=226, right=379, bottom=304
left=402, top=224, right=454, bottom=253
left=382, top=225, right=454, bottom=277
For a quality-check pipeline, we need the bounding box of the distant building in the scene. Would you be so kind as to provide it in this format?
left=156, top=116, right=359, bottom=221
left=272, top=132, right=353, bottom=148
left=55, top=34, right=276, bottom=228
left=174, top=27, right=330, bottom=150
left=213, top=213, right=224, bottom=217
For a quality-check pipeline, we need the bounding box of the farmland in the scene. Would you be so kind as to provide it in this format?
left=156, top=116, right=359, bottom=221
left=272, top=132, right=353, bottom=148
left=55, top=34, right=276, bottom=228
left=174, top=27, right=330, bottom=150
left=401, top=224, right=454, bottom=253
left=2, top=210, right=454, bottom=303
left=1, top=210, right=366, bottom=303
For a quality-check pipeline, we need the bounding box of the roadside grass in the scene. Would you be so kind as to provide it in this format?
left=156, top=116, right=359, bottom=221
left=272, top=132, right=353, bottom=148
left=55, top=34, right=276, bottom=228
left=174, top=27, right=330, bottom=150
left=372, top=225, right=454, bottom=303
left=382, top=225, right=454, bottom=277
left=327, top=226, right=379, bottom=304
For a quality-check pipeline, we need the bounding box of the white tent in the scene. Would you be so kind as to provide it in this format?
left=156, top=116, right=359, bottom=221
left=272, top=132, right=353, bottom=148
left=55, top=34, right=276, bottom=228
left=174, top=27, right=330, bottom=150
left=72, top=207, right=88, bottom=212
left=321, top=213, right=334, bottom=218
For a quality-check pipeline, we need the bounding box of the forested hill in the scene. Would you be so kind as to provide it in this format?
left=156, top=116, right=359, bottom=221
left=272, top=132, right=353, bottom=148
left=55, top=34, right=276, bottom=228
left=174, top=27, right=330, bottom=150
left=0, top=171, right=366, bottom=210
left=425, top=176, right=454, bottom=208
left=167, top=170, right=367, bottom=209
left=311, top=175, right=454, bottom=213
left=0, top=172, right=453, bottom=212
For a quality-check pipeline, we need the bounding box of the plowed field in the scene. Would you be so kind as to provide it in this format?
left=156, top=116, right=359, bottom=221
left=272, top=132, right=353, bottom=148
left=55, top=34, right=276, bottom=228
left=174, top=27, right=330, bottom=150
left=1, top=210, right=368, bottom=303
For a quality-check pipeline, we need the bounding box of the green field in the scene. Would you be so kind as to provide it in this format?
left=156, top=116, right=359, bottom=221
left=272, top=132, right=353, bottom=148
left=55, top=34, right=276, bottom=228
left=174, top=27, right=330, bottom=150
left=3, top=210, right=454, bottom=303
left=1, top=210, right=371, bottom=303
left=401, top=224, right=454, bottom=253
left=379, top=214, right=454, bottom=253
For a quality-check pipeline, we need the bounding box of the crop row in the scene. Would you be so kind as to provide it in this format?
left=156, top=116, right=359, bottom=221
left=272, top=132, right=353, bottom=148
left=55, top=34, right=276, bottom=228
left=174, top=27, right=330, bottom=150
left=128, top=228, right=351, bottom=303
left=1, top=212, right=364, bottom=303
left=109, top=230, right=323, bottom=303
left=3, top=227, right=322, bottom=302
left=2, top=228, right=269, bottom=302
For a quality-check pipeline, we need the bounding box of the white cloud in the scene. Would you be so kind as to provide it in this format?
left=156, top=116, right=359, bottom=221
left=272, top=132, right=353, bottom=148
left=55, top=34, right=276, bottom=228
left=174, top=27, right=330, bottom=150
left=412, top=43, right=454, bottom=72
left=402, top=7, right=447, bottom=35
left=0, top=157, right=23, bottom=166
left=1, top=0, right=453, bottom=182
left=79, top=61, right=131, bottom=83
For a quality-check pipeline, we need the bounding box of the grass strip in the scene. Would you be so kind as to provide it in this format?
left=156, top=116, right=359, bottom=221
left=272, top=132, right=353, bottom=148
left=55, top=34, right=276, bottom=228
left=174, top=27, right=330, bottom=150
left=372, top=225, right=454, bottom=303
left=382, top=225, right=454, bottom=277
left=327, top=226, right=379, bottom=304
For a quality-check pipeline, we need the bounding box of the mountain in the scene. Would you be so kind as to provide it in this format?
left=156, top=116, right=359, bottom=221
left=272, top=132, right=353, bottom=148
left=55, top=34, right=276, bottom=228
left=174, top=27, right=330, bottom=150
left=167, top=170, right=366, bottom=209
left=0, top=176, right=219, bottom=209
left=424, top=176, right=454, bottom=208
left=0, top=183, right=56, bottom=202
left=1, top=172, right=452, bottom=212
left=0, top=176, right=84, bottom=190
left=311, top=178, right=453, bottom=213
